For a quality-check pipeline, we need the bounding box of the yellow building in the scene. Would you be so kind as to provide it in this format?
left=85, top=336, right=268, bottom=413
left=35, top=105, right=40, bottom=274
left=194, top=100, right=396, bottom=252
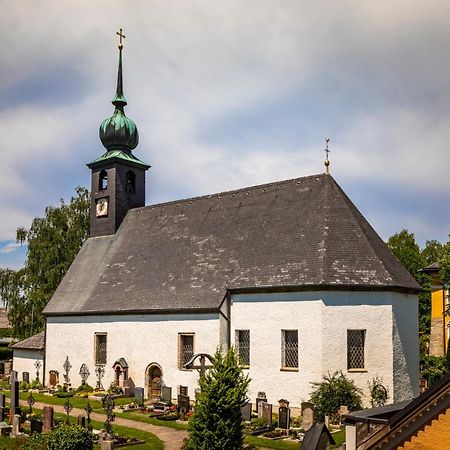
left=423, top=262, right=449, bottom=356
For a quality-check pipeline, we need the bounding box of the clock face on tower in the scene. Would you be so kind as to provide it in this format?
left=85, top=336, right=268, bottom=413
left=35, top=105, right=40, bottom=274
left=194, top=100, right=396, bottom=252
left=96, top=197, right=109, bottom=217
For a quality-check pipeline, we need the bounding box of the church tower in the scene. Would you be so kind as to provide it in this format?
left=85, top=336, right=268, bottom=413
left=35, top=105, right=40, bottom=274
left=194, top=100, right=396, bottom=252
left=88, top=30, right=150, bottom=237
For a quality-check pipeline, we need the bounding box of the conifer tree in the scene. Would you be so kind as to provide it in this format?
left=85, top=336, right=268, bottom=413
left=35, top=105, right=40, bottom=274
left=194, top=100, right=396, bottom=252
left=184, top=347, right=250, bottom=450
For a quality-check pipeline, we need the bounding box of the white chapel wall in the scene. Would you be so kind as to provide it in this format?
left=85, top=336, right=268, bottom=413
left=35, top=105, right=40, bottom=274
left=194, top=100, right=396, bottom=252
left=45, top=313, right=220, bottom=399
left=13, top=349, right=44, bottom=385
left=391, top=293, right=420, bottom=401
left=230, top=290, right=419, bottom=407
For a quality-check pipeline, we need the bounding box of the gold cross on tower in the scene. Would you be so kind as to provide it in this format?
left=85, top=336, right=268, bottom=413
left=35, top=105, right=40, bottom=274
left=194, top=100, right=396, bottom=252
left=116, top=28, right=126, bottom=50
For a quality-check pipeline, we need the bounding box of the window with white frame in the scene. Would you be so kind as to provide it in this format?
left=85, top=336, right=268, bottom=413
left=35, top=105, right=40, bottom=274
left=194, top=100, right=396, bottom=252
left=95, top=333, right=107, bottom=365
left=178, top=333, right=194, bottom=369
left=281, top=330, right=298, bottom=369
left=347, top=329, right=365, bottom=370
left=235, top=330, right=250, bottom=367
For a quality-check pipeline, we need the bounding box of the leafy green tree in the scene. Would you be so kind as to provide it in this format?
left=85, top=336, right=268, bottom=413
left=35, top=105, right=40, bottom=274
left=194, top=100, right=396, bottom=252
left=184, top=347, right=250, bottom=450
left=309, top=371, right=362, bottom=422
left=440, top=239, right=450, bottom=291
left=0, top=187, right=90, bottom=339
left=422, top=239, right=444, bottom=266
left=387, top=229, right=431, bottom=335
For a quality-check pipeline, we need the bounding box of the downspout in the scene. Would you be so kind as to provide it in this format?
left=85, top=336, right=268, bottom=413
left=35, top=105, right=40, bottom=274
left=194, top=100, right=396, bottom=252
left=443, top=288, right=446, bottom=354
left=43, top=318, right=47, bottom=386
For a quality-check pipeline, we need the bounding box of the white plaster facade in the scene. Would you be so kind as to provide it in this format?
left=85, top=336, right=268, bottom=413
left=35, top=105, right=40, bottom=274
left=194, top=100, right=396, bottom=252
left=45, top=313, right=220, bottom=398
left=45, top=290, right=419, bottom=407
left=13, top=349, right=44, bottom=385
left=230, top=290, right=419, bottom=407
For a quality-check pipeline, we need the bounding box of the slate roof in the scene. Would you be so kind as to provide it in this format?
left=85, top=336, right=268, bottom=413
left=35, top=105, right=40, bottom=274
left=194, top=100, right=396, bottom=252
left=43, top=174, right=420, bottom=316
left=12, top=331, right=45, bottom=351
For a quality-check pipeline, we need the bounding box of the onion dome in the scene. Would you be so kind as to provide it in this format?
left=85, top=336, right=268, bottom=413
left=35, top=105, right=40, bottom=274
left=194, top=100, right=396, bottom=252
left=99, top=44, right=139, bottom=152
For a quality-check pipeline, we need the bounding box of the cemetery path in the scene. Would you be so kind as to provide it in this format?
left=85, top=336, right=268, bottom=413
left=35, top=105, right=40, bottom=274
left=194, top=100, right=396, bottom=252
left=19, top=400, right=187, bottom=450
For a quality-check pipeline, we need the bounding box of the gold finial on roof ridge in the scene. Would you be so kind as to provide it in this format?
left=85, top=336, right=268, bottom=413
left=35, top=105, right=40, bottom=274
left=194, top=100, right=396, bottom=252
left=324, top=137, right=330, bottom=175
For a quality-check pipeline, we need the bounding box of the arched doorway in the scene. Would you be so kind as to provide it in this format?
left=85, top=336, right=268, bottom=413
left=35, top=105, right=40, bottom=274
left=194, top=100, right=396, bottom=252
left=145, top=363, right=162, bottom=401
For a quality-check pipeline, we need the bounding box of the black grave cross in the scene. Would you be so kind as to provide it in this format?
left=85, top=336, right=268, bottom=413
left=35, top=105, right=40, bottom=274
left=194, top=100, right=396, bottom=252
left=64, top=397, right=73, bottom=424
left=34, top=360, right=41, bottom=382
left=95, top=365, right=105, bottom=390
left=27, top=392, right=35, bottom=414
left=102, top=394, right=115, bottom=437
left=84, top=401, right=93, bottom=430
left=79, top=364, right=90, bottom=385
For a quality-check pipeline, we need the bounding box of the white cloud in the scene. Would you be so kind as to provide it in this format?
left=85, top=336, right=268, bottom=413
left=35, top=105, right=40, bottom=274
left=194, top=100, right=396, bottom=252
left=0, top=0, right=449, bottom=252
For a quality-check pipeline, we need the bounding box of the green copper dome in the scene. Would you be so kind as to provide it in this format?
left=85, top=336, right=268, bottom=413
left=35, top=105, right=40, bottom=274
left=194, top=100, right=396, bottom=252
left=99, top=46, right=139, bottom=152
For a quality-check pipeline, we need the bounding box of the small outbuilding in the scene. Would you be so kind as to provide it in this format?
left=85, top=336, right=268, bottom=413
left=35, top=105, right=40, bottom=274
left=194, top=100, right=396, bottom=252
left=12, top=331, right=45, bottom=385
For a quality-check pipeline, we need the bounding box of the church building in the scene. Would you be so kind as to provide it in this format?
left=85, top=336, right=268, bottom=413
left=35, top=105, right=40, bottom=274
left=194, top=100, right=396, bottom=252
left=41, top=37, right=421, bottom=407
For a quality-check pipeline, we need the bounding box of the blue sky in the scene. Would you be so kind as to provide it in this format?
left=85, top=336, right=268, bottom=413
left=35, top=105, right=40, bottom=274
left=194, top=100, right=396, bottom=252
left=1, top=1, right=449, bottom=270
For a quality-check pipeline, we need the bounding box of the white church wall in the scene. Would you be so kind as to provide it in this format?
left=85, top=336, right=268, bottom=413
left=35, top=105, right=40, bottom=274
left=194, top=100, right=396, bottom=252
left=231, top=290, right=418, bottom=407
left=13, top=349, right=44, bottom=385
left=391, top=293, right=420, bottom=401
left=231, top=292, right=323, bottom=407
left=46, top=313, right=220, bottom=399
left=321, top=292, right=394, bottom=405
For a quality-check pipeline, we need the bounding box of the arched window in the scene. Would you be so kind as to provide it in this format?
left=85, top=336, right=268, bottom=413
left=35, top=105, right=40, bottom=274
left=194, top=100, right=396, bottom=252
left=99, top=170, right=108, bottom=191
left=126, top=170, right=136, bottom=194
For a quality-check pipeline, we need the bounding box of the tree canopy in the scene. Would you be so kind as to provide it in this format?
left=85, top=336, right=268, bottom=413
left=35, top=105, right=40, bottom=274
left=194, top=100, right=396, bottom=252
left=0, top=187, right=90, bottom=339
left=185, top=347, right=250, bottom=450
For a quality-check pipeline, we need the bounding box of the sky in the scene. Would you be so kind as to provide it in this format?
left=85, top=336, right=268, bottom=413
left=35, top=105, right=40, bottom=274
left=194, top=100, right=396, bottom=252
left=0, top=0, right=449, bottom=270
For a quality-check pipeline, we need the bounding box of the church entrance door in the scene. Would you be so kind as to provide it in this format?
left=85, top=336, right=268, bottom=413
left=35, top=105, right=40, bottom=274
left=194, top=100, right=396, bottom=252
left=146, top=364, right=162, bottom=400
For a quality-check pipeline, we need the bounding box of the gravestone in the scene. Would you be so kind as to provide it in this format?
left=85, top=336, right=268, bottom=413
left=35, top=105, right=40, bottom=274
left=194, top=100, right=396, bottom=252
left=49, top=370, right=59, bottom=387
left=43, top=406, right=54, bottom=433
left=256, top=391, right=267, bottom=412
left=135, top=387, right=144, bottom=404
left=0, top=362, right=4, bottom=376
left=339, top=405, right=348, bottom=421
left=179, top=385, right=188, bottom=396
left=11, top=415, right=20, bottom=436
left=22, top=372, right=29, bottom=384
left=9, top=372, right=20, bottom=418
left=301, top=401, right=314, bottom=431
left=0, top=422, right=10, bottom=437
left=30, top=419, right=42, bottom=434
left=0, top=394, right=5, bottom=422
left=161, top=386, right=172, bottom=403
left=77, top=415, right=86, bottom=427
left=241, top=402, right=252, bottom=422
left=4, top=361, right=12, bottom=377
left=177, top=394, right=190, bottom=413
left=278, top=399, right=290, bottom=430
left=153, top=402, right=166, bottom=412
left=100, top=440, right=115, bottom=450
left=258, top=401, right=272, bottom=424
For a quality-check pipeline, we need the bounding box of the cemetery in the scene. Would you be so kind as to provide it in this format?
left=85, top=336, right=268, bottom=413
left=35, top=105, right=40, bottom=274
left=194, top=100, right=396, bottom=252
left=0, top=354, right=351, bottom=449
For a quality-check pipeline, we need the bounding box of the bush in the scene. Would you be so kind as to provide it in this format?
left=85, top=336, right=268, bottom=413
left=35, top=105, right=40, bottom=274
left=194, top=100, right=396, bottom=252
left=30, top=378, right=42, bottom=389
left=24, top=432, right=49, bottom=449
left=0, top=347, right=13, bottom=361
left=368, top=376, right=389, bottom=408
left=310, top=371, right=362, bottom=423
left=107, top=381, right=123, bottom=395
left=76, top=383, right=94, bottom=393
left=19, top=381, right=29, bottom=391
left=421, top=355, right=448, bottom=386
left=184, top=347, right=250, bottom=450
left=47, top=424, right=93, bottom=450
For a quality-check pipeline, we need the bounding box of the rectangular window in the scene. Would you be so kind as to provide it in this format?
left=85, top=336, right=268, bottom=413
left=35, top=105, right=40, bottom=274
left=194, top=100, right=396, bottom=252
left=178, top=334, right=194, bottom=369
left=347, top=330, right=365, bottom=370
left=235, top=330, right=250, bottom=367
left=95, top=333, right=107, bottom=365
left=281, top=330, right=298, bottom=369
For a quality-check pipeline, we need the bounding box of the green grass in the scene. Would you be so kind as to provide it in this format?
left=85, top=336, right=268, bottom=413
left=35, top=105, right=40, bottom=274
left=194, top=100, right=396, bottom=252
left=330, top=429, right=345, bottom=448
left=244, top=435, right=299, bottom=449
left=0, top=389, right=130, bottom=411
left=118, top=410, right=188, bottom=430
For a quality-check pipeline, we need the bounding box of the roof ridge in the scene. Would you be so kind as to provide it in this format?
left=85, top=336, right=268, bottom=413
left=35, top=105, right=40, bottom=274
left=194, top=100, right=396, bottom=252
left=133, top=173, right=329, bottom=212
left=327, top=178, right=419, bottom=288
